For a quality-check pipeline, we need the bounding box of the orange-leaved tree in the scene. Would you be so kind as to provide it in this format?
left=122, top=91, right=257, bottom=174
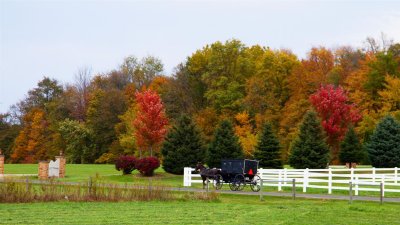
left=133, top=89, right=168, bottom=157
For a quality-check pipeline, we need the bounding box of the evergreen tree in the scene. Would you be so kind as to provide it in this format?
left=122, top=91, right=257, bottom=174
left=339, top=126, right=364, bottom=167
left=365, top=116, right=400, bottom=168
left=207, top=120, right=243, bottom=168
left=161, top=115, right=206, bottom=174
left=254, top=123, right=283, bottom=168
left=289, top=111, right=330, bottom=169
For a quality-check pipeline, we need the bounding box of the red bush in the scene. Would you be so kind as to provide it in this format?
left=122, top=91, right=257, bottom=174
left=115, top=156, right=137, bottom=175
left=135, top=157, right=160, bottom=176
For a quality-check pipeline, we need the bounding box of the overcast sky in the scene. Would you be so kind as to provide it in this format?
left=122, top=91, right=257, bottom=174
left=1, top=0, right=400, bottom=113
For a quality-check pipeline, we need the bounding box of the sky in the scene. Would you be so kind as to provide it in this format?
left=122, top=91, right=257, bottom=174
left=1, top=0, right=400, bottom=114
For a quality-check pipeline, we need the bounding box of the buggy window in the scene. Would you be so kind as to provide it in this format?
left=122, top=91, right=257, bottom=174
left=221, top=160, right=244, bottom=174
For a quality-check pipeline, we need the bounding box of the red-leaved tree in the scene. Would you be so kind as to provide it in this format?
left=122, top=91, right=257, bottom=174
left=133, top=89, right=168, bottom=157
left=310, top=84, right=361, bottom=164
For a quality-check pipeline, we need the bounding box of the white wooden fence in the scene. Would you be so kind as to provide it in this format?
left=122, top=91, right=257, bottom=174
left=183, top=167, right=400, bottom=196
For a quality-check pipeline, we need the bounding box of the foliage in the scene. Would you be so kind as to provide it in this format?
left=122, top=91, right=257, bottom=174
left=310, top=84, right=361, bottom=163
left=161, top=115, right=206, bottom=174
left=115, top=155, right=137, bottom=175
left=133, top=89, right=168, bottom=157
left=58, top=119, right=95, bottom=163
left=207, top=120, right=243, bottom=168
left=135, top=157, right=160, bottom=176
left=254, top=123, right=283, bottom=169
left=234, top=112, right=257, bottom=158
left=365, top=116, right=400, bottom=167
left=11, top=108, right=51, bottom=163
left=0, top=114, right=21, bottom=159
left=86, top=88, right=127, bottom=160
left=289, top=111, right=330, bottom=169
left=339, top=126, right=364, bottom=165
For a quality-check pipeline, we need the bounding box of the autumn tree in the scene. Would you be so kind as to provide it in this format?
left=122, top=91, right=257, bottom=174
left=207, top=120, right=243, bottom=168
left=254, top=123, right=283, bottom=169
left=133, top=89, right=168, bottom=157
left=11, top=108, right=52, bottom=162
left=120, top=55, right=164, bottom=89
left=289, top=111, right=330, bottom=169
left=310, top=84, right=361, bottom=164
left=161, top=115, right=206, bottom=174
left=86, top=88, right=127, bottom=160
left=234, top=112, right=257, bottom=158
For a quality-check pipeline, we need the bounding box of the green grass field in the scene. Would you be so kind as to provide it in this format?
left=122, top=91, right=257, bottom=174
left=4, top=164, right=400, bottom=197
left=1, top=194, right=399, bottom=225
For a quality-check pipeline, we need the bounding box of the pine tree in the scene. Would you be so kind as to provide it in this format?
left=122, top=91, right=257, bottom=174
left=254, top=123, right=283, bottom=169
left=339, top=126, right=364, bottom=167
left=207, top=120, right=243, bottom=168
left=289, top=111, right=330, bottom=169
left=365, top=116, right=400, bottom=168
left=161, top=115, right=206, bottom=174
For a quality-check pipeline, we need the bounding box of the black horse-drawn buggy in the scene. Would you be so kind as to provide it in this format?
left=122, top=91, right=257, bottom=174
left=196, top=159, right=261, bottom=192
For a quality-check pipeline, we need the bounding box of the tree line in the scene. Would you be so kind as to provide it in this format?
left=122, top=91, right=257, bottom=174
left=0, top=37, right=399, bottom=171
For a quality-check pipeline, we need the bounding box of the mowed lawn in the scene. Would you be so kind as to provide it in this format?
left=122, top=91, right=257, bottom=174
left=1, top=194, right=399, bottom=225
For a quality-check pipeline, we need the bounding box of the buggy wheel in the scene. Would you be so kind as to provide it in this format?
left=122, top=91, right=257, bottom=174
left=229, top=181, right=237, bottom=191
left=213, top=174, right=223, bottom=190
left=250, top=175, right=261, bottom=192
left=234, top=174, right=245, bottom=191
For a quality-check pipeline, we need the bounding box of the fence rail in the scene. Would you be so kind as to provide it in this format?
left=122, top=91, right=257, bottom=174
left=183, top=167, right=400, bottom=196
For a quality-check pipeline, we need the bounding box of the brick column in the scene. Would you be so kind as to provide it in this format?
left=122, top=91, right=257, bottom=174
left=0, top=153, right=4, bottom=175
left=38, top=161, right=49, bottom=180
left=56, top=155, right=66, bottom=178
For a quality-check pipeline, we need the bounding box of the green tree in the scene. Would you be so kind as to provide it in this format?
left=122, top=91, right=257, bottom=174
left=289, top=111, right=330, bottom=169
left=161, top=115, right=206, bottom=174
left=365, top=116, right=400, bottom=167
left=254, top=123, right=283, bottom=169
left=86, top=89, right=127, bottom=160
left=339, top=126, right=364, bottom=167
left=0, top=114, right=21, bottom=159
left=58, top=119, right=96, bottom=163
left=207, top=120, right=243, bottom=168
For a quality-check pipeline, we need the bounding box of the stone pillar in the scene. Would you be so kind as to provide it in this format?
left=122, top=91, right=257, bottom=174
left=56, top=155, right=66, bottom=178
left=0, top=150, right=4, bottom=175
left=38, top=161, right=49, bottom=180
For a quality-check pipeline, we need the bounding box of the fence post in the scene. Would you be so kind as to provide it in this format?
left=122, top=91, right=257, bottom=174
left=328, top=167, right=332, bottom=194
left=380, top=182, right=384, bottom=205
left=381, top=175, right=385, bottom=197
left=372, top=167, right=376, bottom=183
left=278, top=170, right=282, bottom=191
left=349, top=181, right=353, bottom=204
left=206, top=177, right=209, bottom=193
left=260, top=179, right=264, bottom=201
left=183, top=168, right=187, bottom=186
left=355, top=176, right=359, bottom=196
left=303, top=168, right=309, bottom=193
left=292, top=178, right=296, bottom=200
left=88, top=176, right=92, bottom=195
left=395, top=167, right=398, bottom=184
left=350, top=167, right=354, bottom=183
left=187, top=168, right=192, bottom=187
left=284, top=168, right=287, bottom=185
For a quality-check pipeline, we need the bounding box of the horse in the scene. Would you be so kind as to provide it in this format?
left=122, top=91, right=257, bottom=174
left=195, top=163, right=221, bottom=189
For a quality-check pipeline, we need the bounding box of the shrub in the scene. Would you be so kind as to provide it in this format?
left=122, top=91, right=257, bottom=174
left=136, top=157, right=160, bottom=176
left=115, top=156, right=137, bottom=175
